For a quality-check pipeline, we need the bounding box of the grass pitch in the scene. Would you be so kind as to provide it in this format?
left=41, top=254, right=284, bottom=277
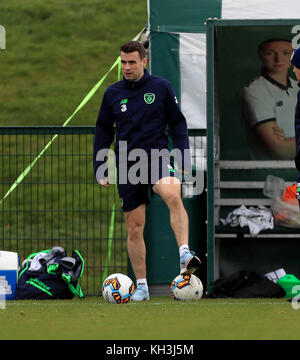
left=1, top=296, right=300, bottom=340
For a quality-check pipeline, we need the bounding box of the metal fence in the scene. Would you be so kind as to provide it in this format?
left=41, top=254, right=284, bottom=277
left=0, top=126, right=206, bottom=296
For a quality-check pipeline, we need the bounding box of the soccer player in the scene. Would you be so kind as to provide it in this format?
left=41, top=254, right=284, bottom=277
left=93, top=41, right=201, bottom=301
left=241, top=39, right=298, bottom=160
left=291, top=46, right=300, bottom=207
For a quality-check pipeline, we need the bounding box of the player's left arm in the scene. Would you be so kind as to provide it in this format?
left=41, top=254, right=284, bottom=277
left=164, top=82, right=191, bottom=174
left=254, top=120, right=296, bottom=159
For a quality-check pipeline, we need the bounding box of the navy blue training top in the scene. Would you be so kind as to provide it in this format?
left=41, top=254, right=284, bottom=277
left=93, top=69, right=191, bottom=179
left=295, top=88, right=300, bottom=182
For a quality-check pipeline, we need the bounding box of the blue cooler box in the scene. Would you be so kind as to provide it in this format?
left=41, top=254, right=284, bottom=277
left=0, top=251, right=19, bottom=300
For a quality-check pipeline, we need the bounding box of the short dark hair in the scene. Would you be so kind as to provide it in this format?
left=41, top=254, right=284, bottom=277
left=120, top=41, right=146, bottom=60
left=257, top=38, right=291, bottom=54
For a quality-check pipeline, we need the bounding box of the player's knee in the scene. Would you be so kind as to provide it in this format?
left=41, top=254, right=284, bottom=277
left=126, top=218, right=145, bottom=241
left=163, top=191, right=182, bottom=209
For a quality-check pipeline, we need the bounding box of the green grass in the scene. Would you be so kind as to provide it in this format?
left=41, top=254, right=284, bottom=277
left=0, top=0, right=148, bottom=126
left=1, top=297, right=300, bottom=340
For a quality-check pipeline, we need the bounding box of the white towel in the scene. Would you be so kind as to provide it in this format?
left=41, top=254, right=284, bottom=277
left=220, top=205, right=274, bottom=237
left=28, top=252, right=47, bottom=272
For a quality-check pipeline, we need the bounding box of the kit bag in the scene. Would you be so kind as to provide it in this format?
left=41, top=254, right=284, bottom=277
left=15, top=247, right=84, bottom=300
left=209, top=270, right=286, bottom=298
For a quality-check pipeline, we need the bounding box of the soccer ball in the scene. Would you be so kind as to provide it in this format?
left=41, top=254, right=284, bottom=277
left=102, top=273, right=135, bottom=304
left=170, top=274, right=203, bottom=300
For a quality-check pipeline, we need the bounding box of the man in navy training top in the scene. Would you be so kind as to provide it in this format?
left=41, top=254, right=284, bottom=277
left=93, top=40, right=201, bottom=301
left=291, top=46, right=300, bottom=207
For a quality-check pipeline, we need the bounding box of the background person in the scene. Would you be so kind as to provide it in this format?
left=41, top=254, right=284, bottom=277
left=93, top=41, right=201, bottom=301
left=291, top=46, right=300, bottom=207
left=241, top=39, right=298, bottom=160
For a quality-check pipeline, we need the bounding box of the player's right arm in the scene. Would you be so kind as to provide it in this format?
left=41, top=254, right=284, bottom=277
left=93, top=90, right=115, bottom=186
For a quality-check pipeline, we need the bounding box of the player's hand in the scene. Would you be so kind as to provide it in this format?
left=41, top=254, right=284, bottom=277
left=99, top=178, right=109, bottom=187
left=272, top=124, right=286, bottom=140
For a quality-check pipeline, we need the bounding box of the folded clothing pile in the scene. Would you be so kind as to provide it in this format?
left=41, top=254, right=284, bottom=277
left=220, top=205, right=274, bottom=237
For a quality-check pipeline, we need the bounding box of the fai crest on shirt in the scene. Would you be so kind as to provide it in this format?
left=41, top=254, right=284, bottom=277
left=144, top=93, right=155, bottom=104
left=120, top=98, right=128, bottom=112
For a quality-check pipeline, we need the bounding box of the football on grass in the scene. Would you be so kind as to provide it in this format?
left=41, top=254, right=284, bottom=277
left=102, top=273, right=135, bottom=304
left=171, top=274, right=203, bottom=300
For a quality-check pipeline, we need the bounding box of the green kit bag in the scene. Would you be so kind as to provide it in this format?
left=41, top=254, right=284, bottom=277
left=15, top=247, right=84, bottom=300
